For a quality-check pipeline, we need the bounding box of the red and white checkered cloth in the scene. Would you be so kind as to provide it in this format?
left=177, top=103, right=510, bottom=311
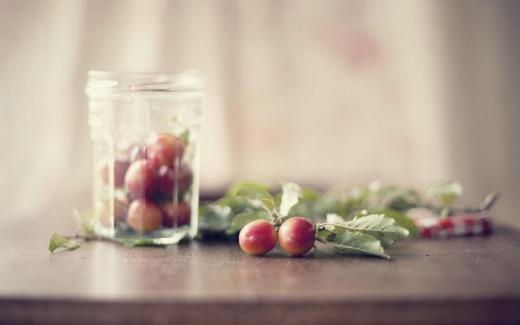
left=410, top=209, right=493, bottom=239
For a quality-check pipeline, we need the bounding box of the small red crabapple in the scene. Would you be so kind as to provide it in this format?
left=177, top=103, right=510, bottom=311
left=278, top=217, right=315, bottom=256
left=239, top=220, right=277, bottom=256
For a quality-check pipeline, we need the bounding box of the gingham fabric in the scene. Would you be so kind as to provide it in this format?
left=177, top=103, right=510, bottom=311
left=412, top=212, right=493, bottom=239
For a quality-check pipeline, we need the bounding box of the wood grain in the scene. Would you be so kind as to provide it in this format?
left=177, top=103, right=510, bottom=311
left=1, top=212, right=520, bottom=324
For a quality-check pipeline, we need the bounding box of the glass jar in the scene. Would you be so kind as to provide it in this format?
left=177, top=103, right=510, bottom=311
left=86, top=71, right=204, bottom=244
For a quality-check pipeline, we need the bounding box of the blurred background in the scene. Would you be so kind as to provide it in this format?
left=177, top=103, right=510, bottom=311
left=0, top=0, right=518, bottom=227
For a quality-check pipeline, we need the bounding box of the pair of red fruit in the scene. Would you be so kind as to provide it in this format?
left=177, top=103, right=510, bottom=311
left=239, top=217, right=315, bottom=257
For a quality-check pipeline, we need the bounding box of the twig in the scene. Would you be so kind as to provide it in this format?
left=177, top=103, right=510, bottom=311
left=423, top=191, right=500, bottom=216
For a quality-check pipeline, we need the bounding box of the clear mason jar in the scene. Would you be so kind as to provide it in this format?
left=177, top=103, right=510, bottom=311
left=86, top=71, right=204, bottom=244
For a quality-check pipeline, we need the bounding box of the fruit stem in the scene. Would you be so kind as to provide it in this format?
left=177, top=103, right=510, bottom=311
left=271, top=210, right=283, bottom=227
left=421, top=191, right=500, bottom=216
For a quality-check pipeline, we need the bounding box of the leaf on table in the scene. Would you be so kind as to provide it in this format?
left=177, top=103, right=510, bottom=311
left=345, top=214, right=409, bottom=246
left=326, top=213, right=346, bottom=224
left=49, top=233, right=80, bottom=253
left=198, top=203, right=233, bottom=232
left=235, top=185, right=275, bottom=211
left=426, top=181, right=463, bottom=207
left=279, top=182, right=302, bottom=217
left=199, top=194, right=270, bottom=238
left=326, top=213, right=409, bottom=246
left=227, top=211, right=270, bottom=234
left=73, top=209, right=95, bottom=236
left=377, top=209, right=418, bottom=237
left=316, top=226, right=389, bottom=259
left=384, top=188, right=422, bottom=212
left=300, top=187, right=321, bottom=201
left=216, top=195, right=261, bottom=213
left=226, top=181, right=270, bottom=197
left=119, top=236, right=180, bottom=247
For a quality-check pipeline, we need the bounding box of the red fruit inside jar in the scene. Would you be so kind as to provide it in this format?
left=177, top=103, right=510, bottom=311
left=129, top=144, right=148, bottom=162
left=124, top=159, right=160, bottom=199
left=146, top=133, right=185, bottom=167
left=239, top=220, right=277, bottom=256
left=162, top=202, right=191, bottom=227
left=278, top=217, right=315, bottom=256
left=173, top=163, right=193, bottom=193
left=97, top=197, right=129, bottom=227
left=99, top=159, right=130, bottom=188
left=153, top=165, right=174, bottom=199
left=126, top=199, right=162, bottom=233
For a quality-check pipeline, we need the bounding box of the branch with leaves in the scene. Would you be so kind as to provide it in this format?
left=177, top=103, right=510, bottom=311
left=50, top=180, right=499, bottom=259
left=205, top=182, right=410, bottom=258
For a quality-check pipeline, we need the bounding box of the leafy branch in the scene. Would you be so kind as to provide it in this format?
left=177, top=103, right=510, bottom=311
left=50, top=180, right=500, bottom=259
left=203, top=182, right=411, bottom=258
left=313, top=213, right=410, bottom=258
left=234, top=182, right=302, bottom=227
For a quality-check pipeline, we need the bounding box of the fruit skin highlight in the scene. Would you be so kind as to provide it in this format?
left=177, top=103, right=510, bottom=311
left=146, top=133, right=185, bottom=167
left=124, top=159, right=159, bottom=199
left=162, top=202, right=191, bottom=227
left=126, top=199, right=163, bottom=233
left=278, top=217, right=315, bottom=256
left=129, top=144, right=147, bottom=162
left=239, top=220, right=277, bottom=256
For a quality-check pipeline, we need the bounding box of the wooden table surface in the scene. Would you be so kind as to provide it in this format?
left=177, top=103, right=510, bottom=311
left=1, top=211, right=520, bottom=324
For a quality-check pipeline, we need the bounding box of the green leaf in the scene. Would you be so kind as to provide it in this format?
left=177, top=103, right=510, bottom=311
left=347, top=214, right=409, bottom=245
left=119, top=236, right=184, bottom=247
left=325, top=213, right=409, bottom=246
left=179, top=129, right=190, bottom=146
left=385, top=188, right=421, bottom=211
left=338, top=183, right=421, bottom=214
left=199, top=203, right=233, bottom=232
left=216, top=196, right=259, bottom=213
left=346, top=214, right=409, bottom=246
left=316, top=225, right=389, bottom=259
left=118, top=238, right=157, bottom=247
left=279, top=182, right=302, bottom=217
left=199, top=194, right=268, bottom=238
left=300, top=187, right=321, bottom=201
left=311, top=195, right=346, bottom=217
left=73, top=210, right=95, bottom=236
left=171, top=116, right=190, bottom=145
left=377, top=209, right=418, bottom=237
left=226, top=182, right=270, bottom=197
left=235, top=185, right=275, bottom=211
left=49, top=233, right=80, bottom=253
left=227, top=211, right=270, bottom=234
left=326, top=213, right=345, bottom=224
left=426, top=182, right=462, bottom=207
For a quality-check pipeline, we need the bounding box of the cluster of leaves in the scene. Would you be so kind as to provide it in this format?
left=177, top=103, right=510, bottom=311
left=315, top=212, right=409, bottom=259
left=200, top=182, right=413, bottom=258
left=199, top=181, right=450, bottom=239
left=50, top=180, right=473, bottom=256
left=200, top=180, right=472, bottom=238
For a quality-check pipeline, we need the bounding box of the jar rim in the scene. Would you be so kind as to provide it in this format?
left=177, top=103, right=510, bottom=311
left=86, top=70, right=205, bottom=95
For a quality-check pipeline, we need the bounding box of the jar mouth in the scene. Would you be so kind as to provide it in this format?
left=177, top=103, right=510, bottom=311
left=86, top=70, right=204, bottom=95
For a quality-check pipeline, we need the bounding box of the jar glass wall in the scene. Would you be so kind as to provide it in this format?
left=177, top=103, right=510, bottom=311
left=86, top=71, right=204, bottom=244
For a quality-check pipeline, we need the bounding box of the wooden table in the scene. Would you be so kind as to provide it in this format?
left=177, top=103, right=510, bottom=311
left=1, top=212, right=520, bottom=324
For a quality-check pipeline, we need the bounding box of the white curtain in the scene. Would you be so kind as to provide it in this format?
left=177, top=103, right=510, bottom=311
left=1, top=0, right=518, bottom=226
